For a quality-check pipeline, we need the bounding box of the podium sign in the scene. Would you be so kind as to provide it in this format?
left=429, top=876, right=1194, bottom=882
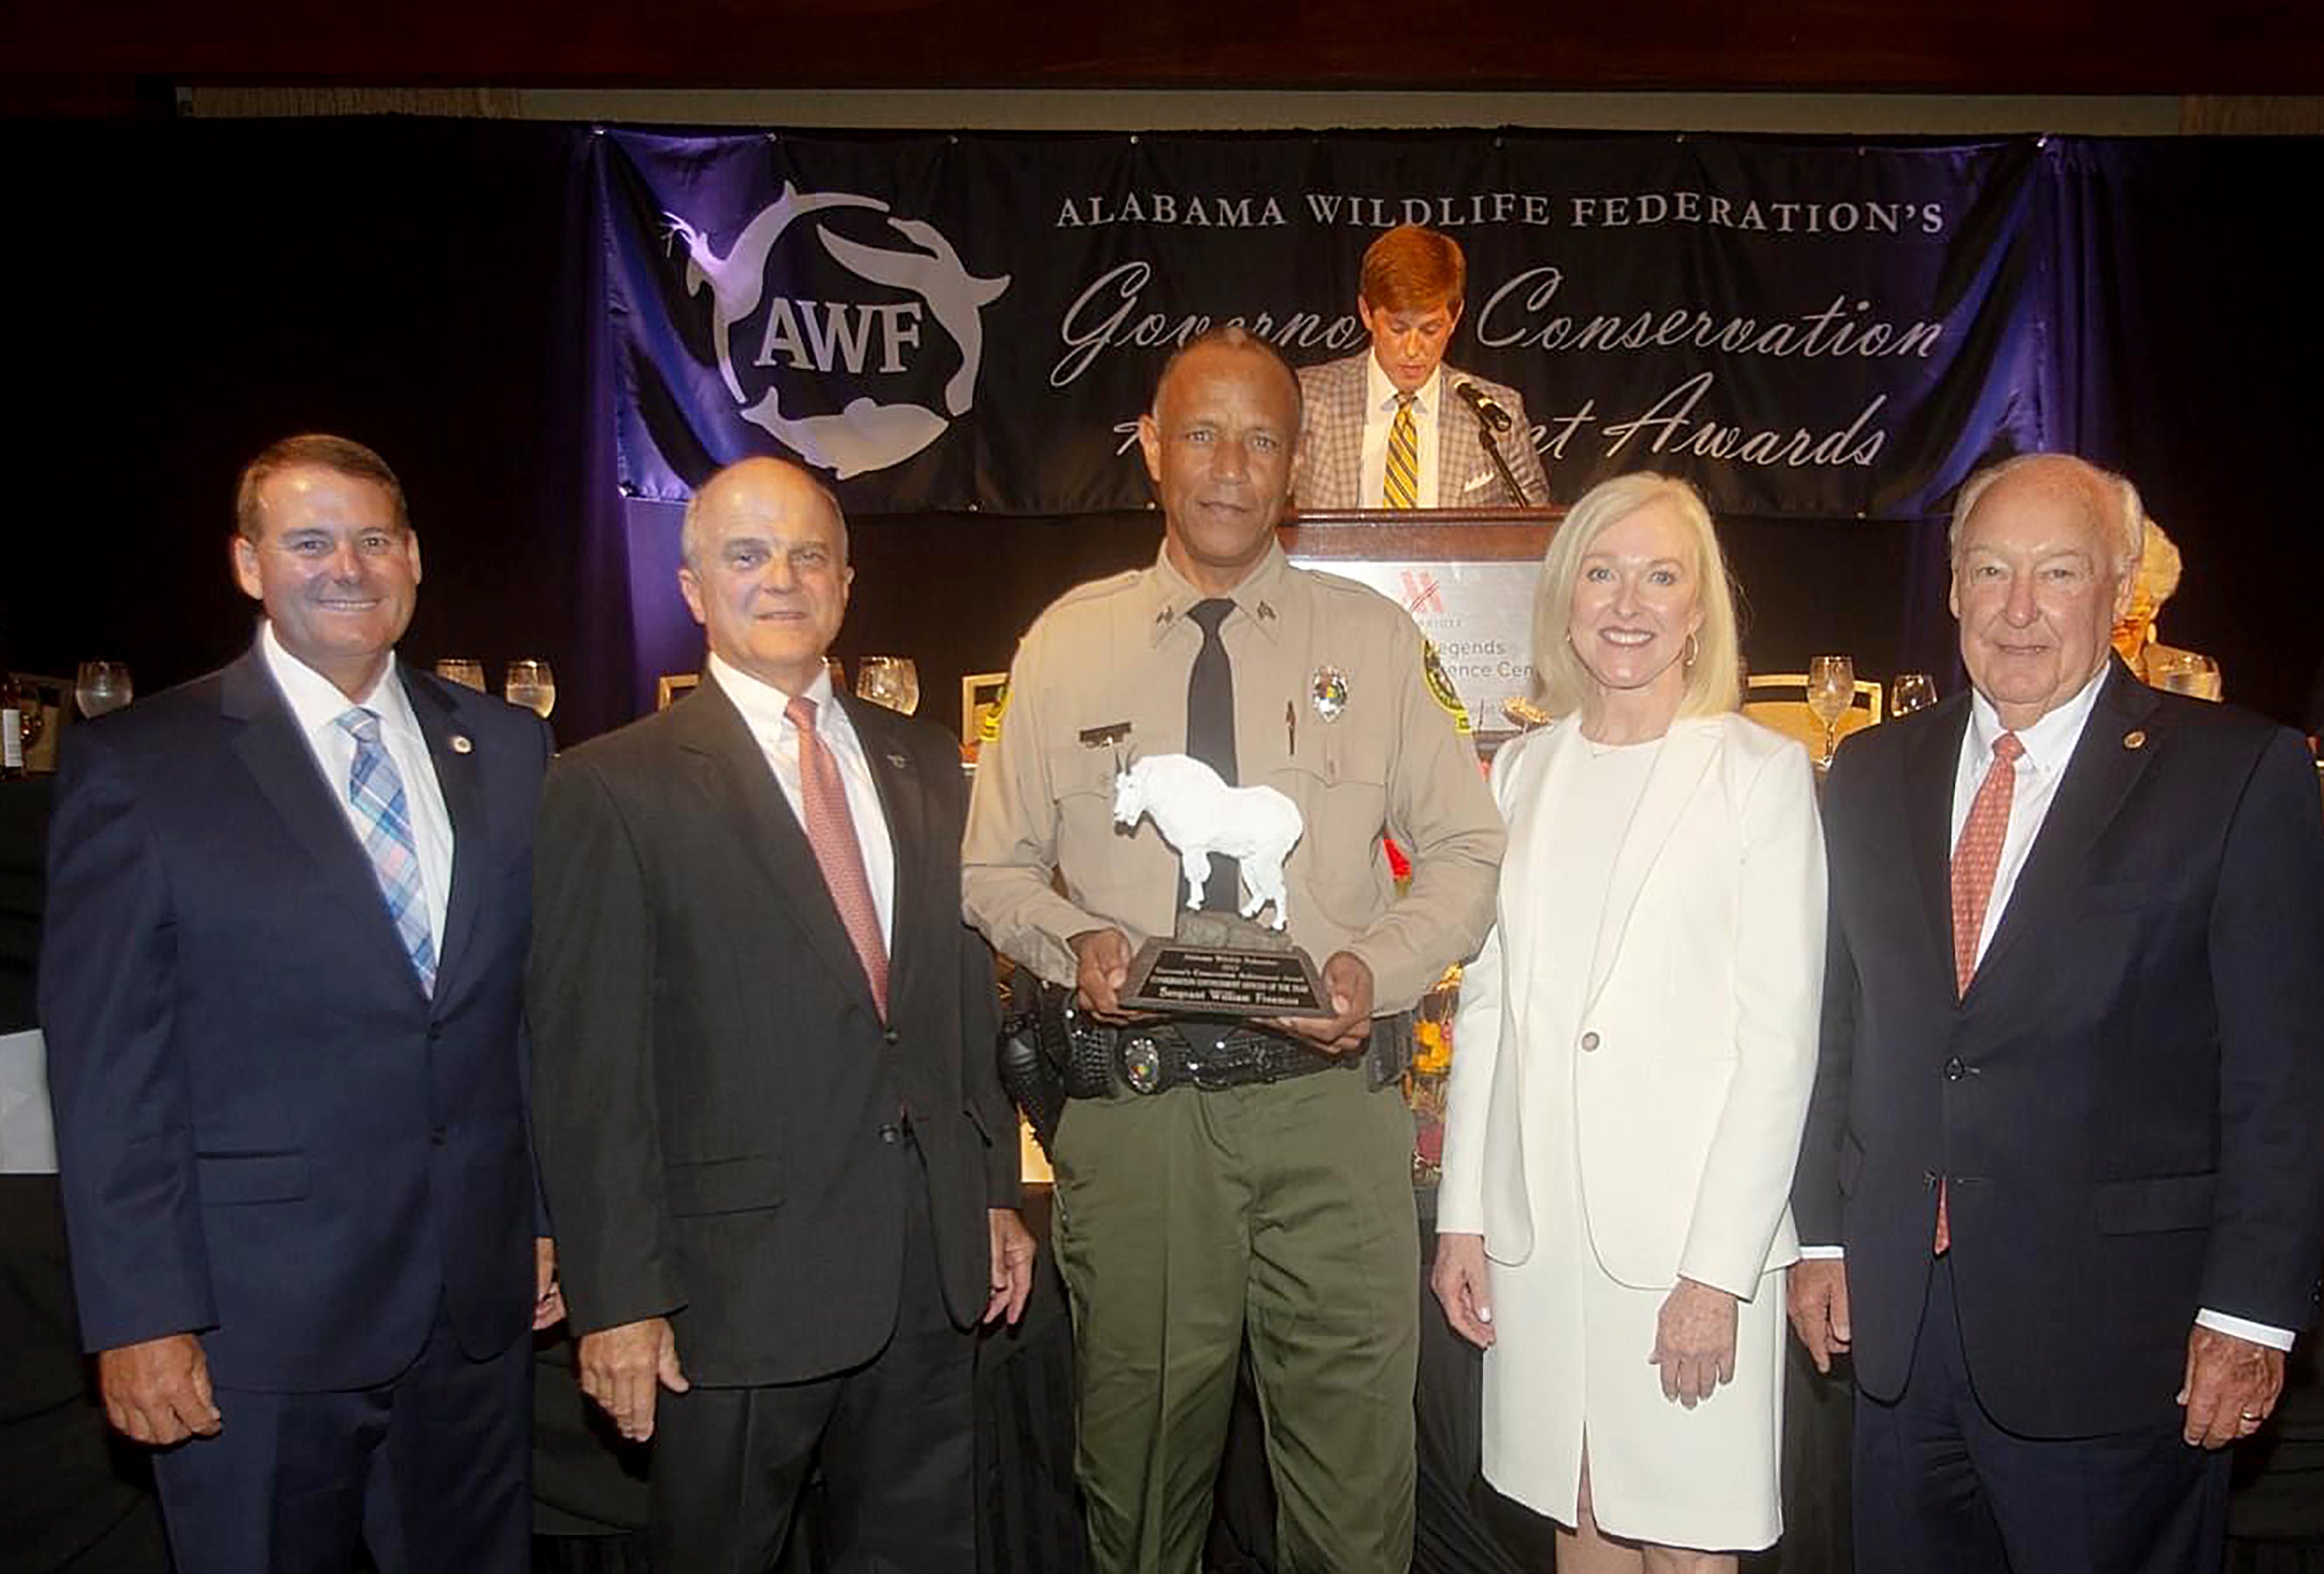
left=1283, top=510, right=1560, bottom=741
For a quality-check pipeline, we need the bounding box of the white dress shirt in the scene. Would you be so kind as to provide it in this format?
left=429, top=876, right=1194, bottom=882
left=1358, top=358, right=1442, bottom=510
left=260, top=622, right=453, bottom=950
left=1807, top=661, right=2289, bottom=1349
left=707, top=654, right=896, bottom=947
left=1947, top=662, right=2108, bottom=967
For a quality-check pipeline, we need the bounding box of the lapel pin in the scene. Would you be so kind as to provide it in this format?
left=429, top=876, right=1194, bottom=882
left=886, top=751, right=909, bottom=770
left=2123, top=729, right=2147, bottom=750
left=450, top=735, right=474, bottom=755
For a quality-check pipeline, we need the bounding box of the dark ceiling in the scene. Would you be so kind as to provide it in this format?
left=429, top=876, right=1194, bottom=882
left=6, top=0, right=2323, bottom=110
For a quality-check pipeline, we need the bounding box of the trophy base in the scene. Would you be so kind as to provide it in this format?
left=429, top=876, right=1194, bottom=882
left=1118, top=910, right=1332, bottom=1018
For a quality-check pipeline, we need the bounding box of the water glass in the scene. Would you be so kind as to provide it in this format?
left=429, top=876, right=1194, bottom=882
left=856, top=657, right=921, bottom=716
left=503, top=658, right=556, bottom=720
left=75, top=660, right=134, bottom=718
left=434, top=658, right=487, bottom=693
left=1806, top=655, right=1855, bottom=769
left=1889, top=672, right=1938, bottom=717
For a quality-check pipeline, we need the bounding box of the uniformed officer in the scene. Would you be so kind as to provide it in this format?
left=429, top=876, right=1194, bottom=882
left=963, top=325, right=1505, bottom=1571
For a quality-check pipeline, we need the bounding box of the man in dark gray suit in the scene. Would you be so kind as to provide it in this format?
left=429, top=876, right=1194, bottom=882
left=1293, top=223, right=1549, bottom=510
left=528, top=456, right=1033, bottom=1571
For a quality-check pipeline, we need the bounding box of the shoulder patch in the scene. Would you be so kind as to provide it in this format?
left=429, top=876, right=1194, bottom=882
left=1423, top=640, right=1472, bottom=735
left=978, top=679, right=1011, bottom=744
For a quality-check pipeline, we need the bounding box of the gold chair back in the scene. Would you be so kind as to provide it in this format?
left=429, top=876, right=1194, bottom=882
left=1740, top=673, right=1885, bottom=753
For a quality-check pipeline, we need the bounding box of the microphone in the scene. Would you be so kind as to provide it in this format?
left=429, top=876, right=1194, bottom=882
left=1453, top=380, right=1513, bottom=434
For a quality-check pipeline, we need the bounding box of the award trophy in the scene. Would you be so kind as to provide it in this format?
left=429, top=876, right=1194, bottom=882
left=1110, top=755, right=1332, bottom=1018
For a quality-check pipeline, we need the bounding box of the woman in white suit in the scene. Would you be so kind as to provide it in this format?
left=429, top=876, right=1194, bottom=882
left=1431, top=473, right=1826, bottom=1571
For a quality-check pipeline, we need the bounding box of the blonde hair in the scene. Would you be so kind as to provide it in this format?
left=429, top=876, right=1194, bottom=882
left=2134, top=517, right=2182, bottom=604
left=1530, top=472, right=1742, bottom=721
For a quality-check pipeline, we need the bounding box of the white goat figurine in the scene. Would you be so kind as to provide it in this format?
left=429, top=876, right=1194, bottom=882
left=1112, top=755, right=1304, bottom=930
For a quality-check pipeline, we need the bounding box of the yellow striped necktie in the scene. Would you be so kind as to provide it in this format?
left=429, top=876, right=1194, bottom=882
left=1383, top=392, right=1419, bottom=509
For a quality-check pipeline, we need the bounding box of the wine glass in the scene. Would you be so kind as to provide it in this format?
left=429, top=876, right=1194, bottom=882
left=2154, top=651, right=2223, bottom=701
left=503, top=658, right=556, bottom=720
left=856, top=657, right=921, bottom=716
left=434, top=658, right=486, bottom=693
left=75, top=660, right=134, bottom=718
left=1889, top=672, right=1938, bottom=718
left=1806, top=655, right=1855, bottom=770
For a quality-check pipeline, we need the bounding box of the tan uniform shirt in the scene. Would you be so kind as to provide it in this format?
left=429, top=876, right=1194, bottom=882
left=963, top=540, right=1505, bottom=1013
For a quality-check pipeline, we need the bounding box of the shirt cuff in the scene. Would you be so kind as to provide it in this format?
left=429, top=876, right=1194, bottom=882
left=2195, top=1309, right=2296, bottom=1352
left=1434, top=1201, right=1482, bottom=1236
left=1797, top=1244, right=1845, bottom=1259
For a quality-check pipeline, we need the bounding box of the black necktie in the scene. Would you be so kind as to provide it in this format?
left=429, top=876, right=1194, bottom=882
left=1185, top=598, right=1241, bottom=916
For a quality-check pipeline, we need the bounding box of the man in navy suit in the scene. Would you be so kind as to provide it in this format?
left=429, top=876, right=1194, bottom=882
left=41, top=434, right=557, bottom=1572
left=1791, top=453, right=2324, bottom=1574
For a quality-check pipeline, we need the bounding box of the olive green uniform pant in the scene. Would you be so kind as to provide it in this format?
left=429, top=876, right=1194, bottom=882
left=1050, top=1067, right=1420, bottom=1573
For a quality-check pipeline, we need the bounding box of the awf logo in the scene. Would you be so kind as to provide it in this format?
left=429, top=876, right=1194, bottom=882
left=663, top=184, right=1009, bottom=479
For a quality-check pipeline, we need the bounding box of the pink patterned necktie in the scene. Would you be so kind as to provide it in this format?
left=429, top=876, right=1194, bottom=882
left=1936, top=729, right=2023, bottom=1253
left=785, top=696, right=888, bottom=1020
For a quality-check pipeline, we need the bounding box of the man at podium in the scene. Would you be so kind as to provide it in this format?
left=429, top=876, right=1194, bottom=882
left=1293, top=223, right=1549, bottom=510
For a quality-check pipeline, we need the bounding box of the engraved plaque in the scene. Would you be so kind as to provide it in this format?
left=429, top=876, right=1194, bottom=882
left=1119, top=912, right=1332, bottom=1019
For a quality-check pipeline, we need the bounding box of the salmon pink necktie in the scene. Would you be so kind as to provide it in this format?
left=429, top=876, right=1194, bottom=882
left=786, top=695, right=888, bottom=1020
left=1936, top=730, right=2022, bottom=1253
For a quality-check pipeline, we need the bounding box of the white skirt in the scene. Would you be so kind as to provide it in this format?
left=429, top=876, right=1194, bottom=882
left=1479, top=1239, right=1788, bottom=1553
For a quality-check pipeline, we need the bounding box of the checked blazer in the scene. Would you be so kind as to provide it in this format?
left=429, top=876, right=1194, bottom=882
left=1293, top=351, right=1549, bottom=511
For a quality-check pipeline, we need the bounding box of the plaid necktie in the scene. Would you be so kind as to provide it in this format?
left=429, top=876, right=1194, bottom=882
left=786, top=696, right=889, bottom=1019
left=1935, top=729, right=2023, bottom=1252
left=1383, top=392, right=1420, bottom=509
left=337, top=707, right=436, bottom=996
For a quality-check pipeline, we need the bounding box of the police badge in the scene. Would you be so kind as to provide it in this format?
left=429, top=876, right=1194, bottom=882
left=1310, top=665, right=1349, bottom=723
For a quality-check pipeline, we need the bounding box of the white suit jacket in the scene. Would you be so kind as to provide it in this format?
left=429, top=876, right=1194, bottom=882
left=1437, top=713, right=1826, bottom=1297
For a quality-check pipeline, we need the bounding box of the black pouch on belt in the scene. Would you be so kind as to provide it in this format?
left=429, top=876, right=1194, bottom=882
left=997, top=982, right=1119, bottom=1153
left=1363, top=1009, right=1418, bottom=1091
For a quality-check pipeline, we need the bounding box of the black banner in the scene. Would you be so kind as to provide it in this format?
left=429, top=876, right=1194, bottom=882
left=603, top=129, right=2057, bottom=520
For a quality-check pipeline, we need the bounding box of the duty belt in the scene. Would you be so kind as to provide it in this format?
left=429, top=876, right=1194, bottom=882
left=998, top=985, right=1416, bottom=1155
left=1114, top=1021, right=1354, bottom=1096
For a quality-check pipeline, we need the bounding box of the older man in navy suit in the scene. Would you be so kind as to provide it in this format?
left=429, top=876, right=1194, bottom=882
left=41, top=435, right=557, bottom=1572
left=1791, top=453, right=2324, bottom=1574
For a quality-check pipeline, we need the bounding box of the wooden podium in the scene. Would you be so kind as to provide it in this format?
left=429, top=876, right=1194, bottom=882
left=1279, top=506, right=1563, bottom=745
left=1280, top=505, right=1561, bottom=562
